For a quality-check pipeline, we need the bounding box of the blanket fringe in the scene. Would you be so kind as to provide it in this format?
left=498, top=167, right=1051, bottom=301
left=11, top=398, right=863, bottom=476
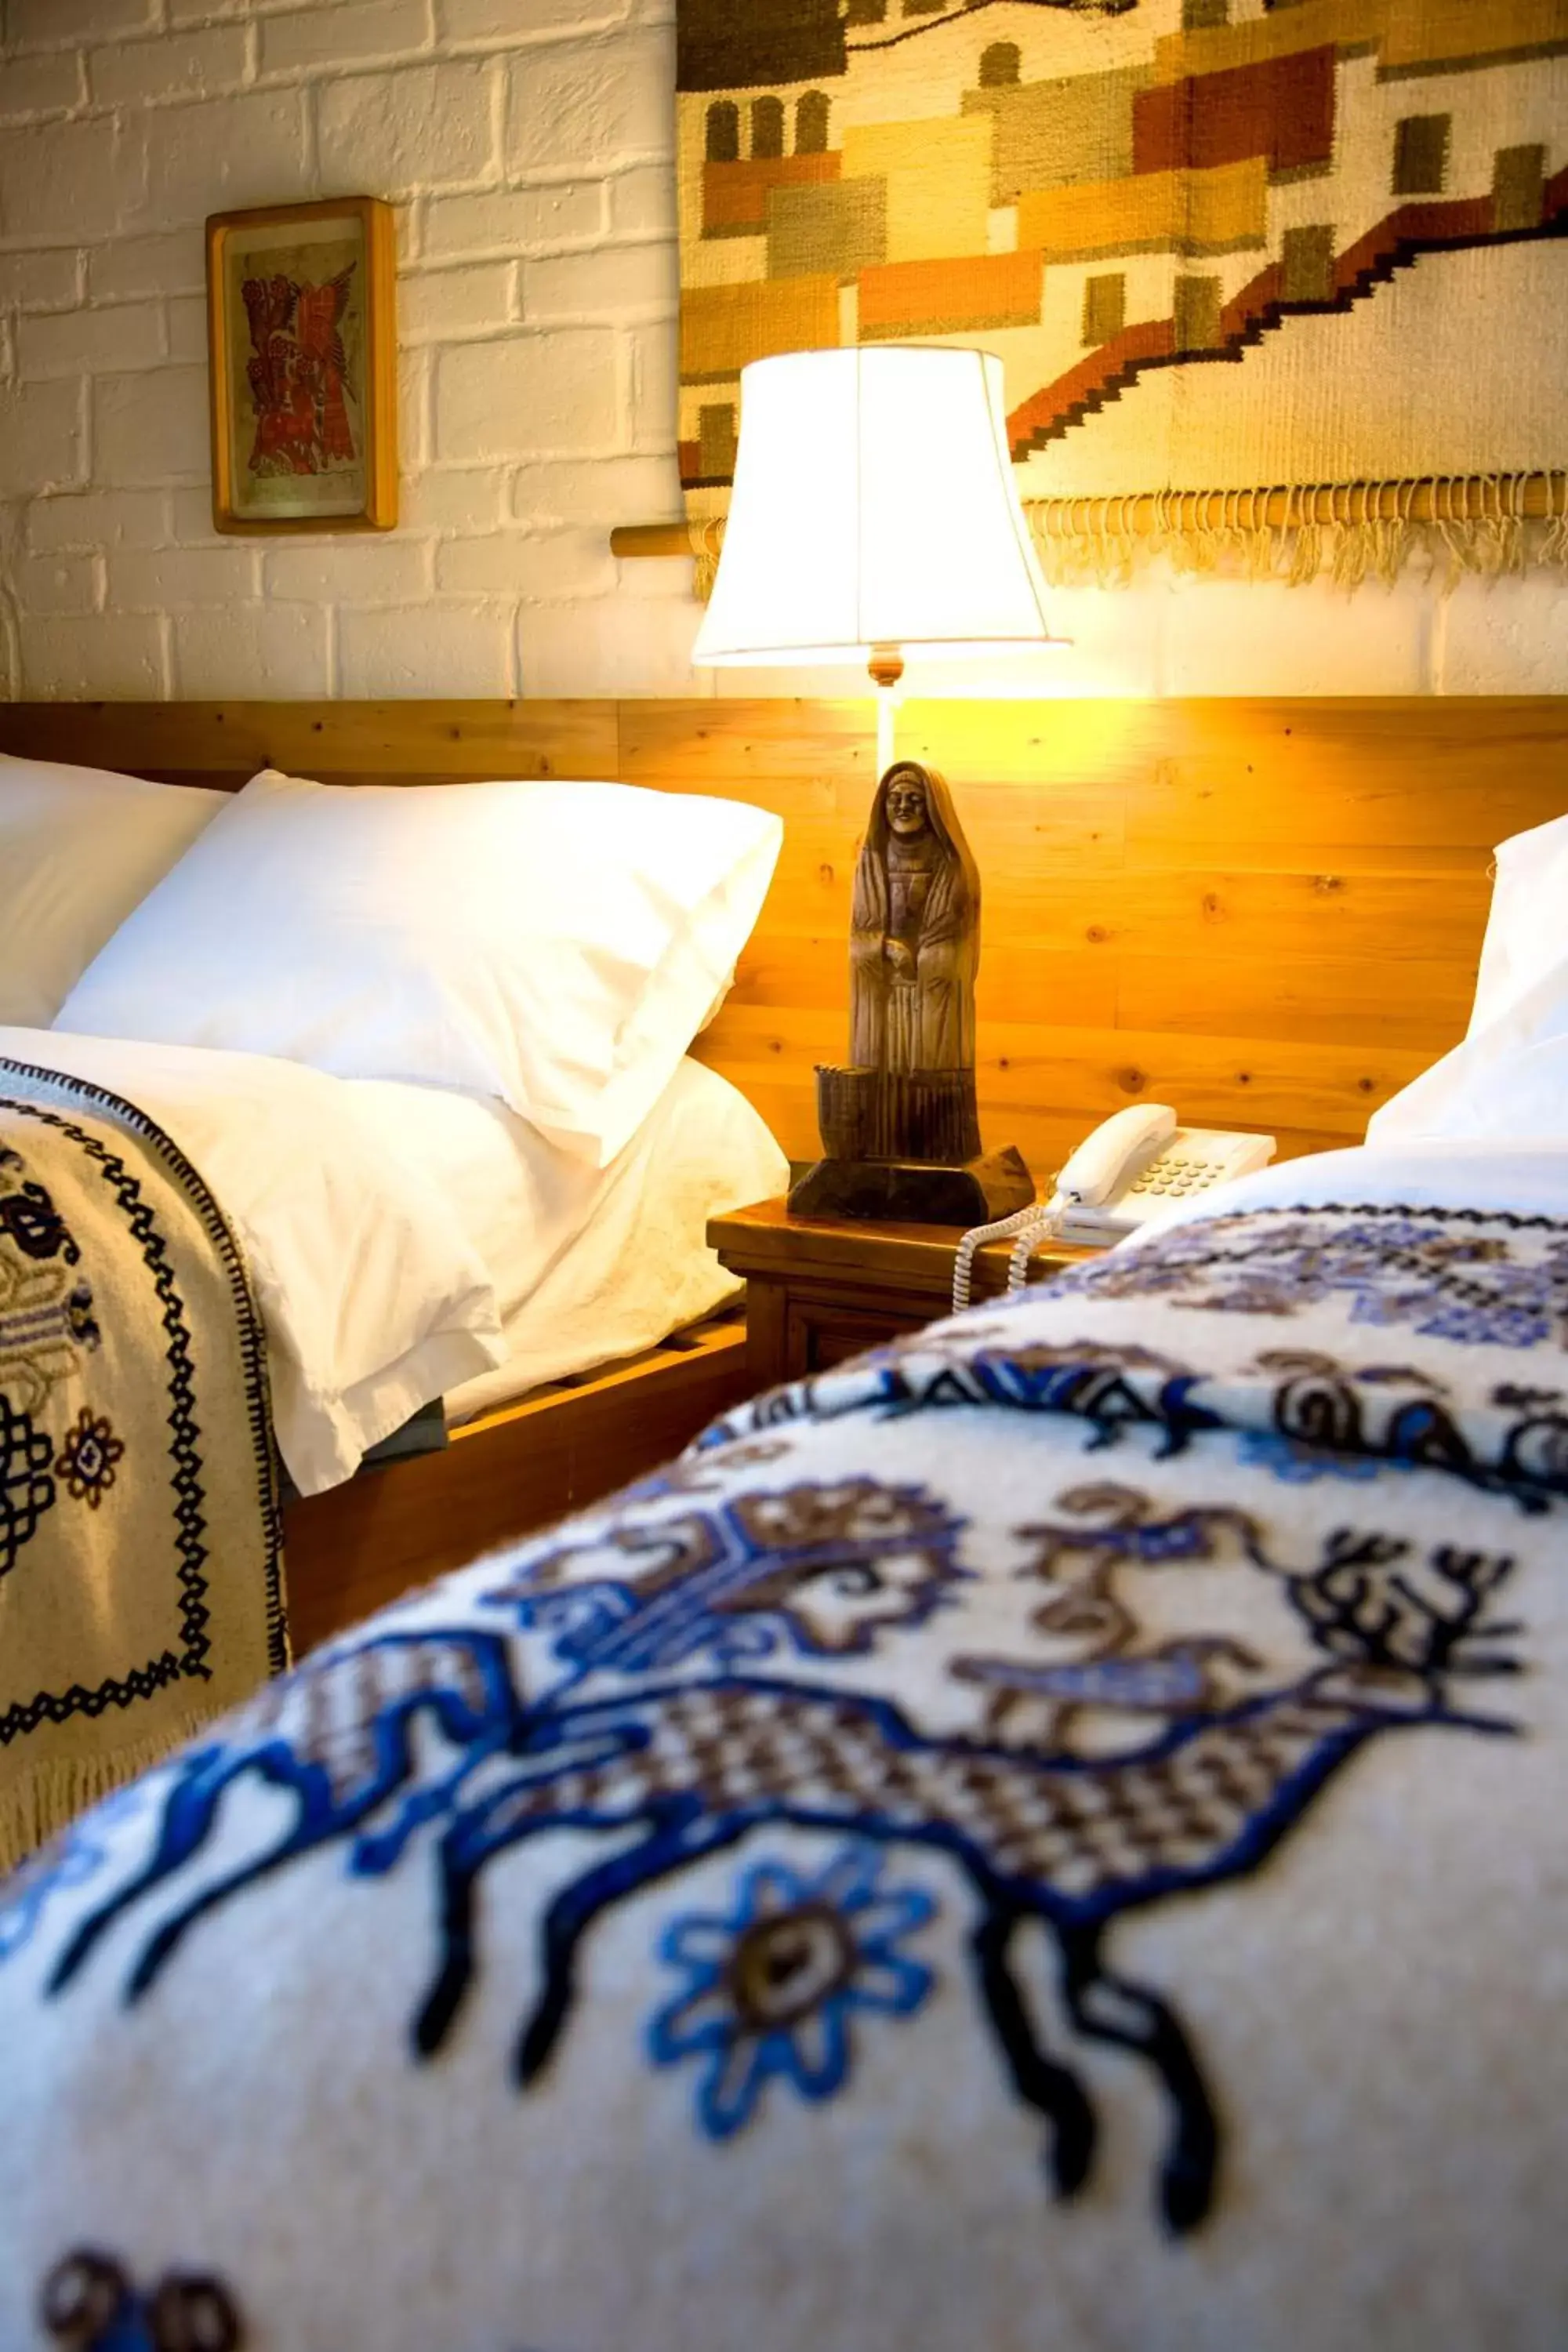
left=1024, top=474, right=1568, bottom=590
left=0, top=1707, right=226, bottom=1880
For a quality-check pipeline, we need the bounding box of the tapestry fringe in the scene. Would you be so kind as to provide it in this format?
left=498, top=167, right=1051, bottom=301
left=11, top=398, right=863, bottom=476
left=0, top=1707, right=225, bottom=1880
left=1024, top=475, right=1568, bottom=591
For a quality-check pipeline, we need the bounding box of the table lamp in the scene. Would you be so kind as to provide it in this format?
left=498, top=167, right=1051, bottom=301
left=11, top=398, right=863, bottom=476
left=693, top=344, right=1063, bottom=1225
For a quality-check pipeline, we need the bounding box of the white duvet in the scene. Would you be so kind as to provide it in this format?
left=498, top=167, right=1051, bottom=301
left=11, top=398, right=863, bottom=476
left=0, top=1029, right=505, bottom=1497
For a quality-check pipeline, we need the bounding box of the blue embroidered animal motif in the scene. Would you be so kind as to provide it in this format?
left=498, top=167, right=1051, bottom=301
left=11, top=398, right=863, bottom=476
left=494, top=1477, right=968, bottom=1670
left=41, top=1480, right=965, bottom=1988
left=951, top=1484, right=1267, bottom=1744
left=37, top=1478, right=1519, bottom=2238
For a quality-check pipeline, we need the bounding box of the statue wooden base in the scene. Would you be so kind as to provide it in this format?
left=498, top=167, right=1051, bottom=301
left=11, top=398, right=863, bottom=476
left=788, top=1063, right=1033, bottom=1226
left=788, top=1146, right=1034, bottom=1226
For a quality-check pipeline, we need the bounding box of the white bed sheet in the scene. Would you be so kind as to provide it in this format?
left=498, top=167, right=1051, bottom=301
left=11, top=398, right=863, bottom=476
left=1, top=1032, right=783, bottom=1495
left=0, top=1029, right=505, bottom=1499
left=347, top=1057, right=788, bottom=1426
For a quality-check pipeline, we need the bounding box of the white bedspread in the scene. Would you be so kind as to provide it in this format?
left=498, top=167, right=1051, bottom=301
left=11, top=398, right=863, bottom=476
left=0, top=1029, right=505, bottom=1497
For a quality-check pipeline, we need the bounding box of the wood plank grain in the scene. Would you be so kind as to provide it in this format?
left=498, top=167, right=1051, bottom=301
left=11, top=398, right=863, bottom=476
left=728, top=937, right=1119, bottom=1028
left=697, top=1000, right=1421, bottom=1145
left=692, top=1058, right=1344, bottom=1176
left=1115, top=952, right=1474, bottom=1051
left=1123, top=702, right=1568, bottom=863
left=3, top=692, right=1563, bottom=1182
left=618, top=697, right=876, bottom=788
left=983, top=868, right=1493, bottom=964
left=0, top=699, right=619, bottom=783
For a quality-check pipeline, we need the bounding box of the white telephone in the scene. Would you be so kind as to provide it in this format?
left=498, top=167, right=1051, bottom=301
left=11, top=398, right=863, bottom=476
left=951, top=1105, right=1275, bottom=1312
left=1051, top=1105, right=1276, bottom=1244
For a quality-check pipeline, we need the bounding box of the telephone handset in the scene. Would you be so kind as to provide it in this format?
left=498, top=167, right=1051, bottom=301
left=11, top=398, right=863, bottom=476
left=951, top=1105, right=1275, bottom=1311
left=1052, top=1105, right=1274, bottom=1244
left=1054, top=1102, right=1176, bottom=1217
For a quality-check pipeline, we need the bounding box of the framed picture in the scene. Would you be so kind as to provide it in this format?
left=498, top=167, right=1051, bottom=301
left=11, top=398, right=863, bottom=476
left=206, top=196, right=398, bottom=534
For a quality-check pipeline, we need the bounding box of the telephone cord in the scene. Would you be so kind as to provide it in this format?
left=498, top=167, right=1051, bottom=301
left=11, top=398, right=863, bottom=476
left=951, top=1190, right=1068, bottom=1315
left=1007, top=1196, right=1069, bottom=1294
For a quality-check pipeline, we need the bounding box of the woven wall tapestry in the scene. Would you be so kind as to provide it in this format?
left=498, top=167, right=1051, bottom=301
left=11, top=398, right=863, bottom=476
left=674, top=0, right=1568, bottom=587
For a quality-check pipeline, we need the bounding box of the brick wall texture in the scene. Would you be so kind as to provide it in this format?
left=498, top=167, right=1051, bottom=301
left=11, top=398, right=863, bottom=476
left=0, top=0, right=700, bottom=699
left=0, top=0, right=1563, bottom=701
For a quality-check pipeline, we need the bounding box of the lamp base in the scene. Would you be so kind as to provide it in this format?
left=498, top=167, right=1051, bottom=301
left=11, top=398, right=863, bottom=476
left=787, top=1148, right=1033, bottom=1227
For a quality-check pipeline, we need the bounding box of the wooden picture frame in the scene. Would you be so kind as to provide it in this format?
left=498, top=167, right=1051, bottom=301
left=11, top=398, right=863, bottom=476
left=206, top=196, right=398, bottom=535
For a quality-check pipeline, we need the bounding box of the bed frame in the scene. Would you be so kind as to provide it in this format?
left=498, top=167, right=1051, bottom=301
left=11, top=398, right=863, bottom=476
left=282, top=1310, right=747, bottom=1656
left=3, top=692, right=1565, bottom=1650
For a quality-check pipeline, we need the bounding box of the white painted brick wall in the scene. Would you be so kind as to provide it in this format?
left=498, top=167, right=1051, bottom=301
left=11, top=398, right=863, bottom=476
left=0, top=0, right=1563, bottom=703
left=0, top=0, right=703, bottom=700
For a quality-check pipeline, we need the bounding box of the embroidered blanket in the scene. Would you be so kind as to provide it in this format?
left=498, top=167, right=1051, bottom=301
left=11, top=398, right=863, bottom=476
left=1, top=1199, right=1563, bottom=2350
left=0, top=1058, right=285, bottom=1874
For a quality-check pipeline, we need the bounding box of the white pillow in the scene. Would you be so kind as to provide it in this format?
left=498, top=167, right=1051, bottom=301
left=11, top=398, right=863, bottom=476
left=0, top=753, right=227, bottom=1027
left=1468, top=811, right=1568, bottom=1038
left=1370, top=953, right=1568, bottom=1148
left=59, top=768, right=782, bottom=1165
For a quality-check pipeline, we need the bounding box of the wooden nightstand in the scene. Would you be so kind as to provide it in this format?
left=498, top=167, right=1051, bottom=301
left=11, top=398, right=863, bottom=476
left=707, top=1198, right=1102, bottom=1392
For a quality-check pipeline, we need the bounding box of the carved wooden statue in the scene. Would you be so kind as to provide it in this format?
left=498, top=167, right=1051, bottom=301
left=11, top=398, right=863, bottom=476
left=789, top=761, right=1032, bottom=1225
left=848, top=762, right=978, bottom=1074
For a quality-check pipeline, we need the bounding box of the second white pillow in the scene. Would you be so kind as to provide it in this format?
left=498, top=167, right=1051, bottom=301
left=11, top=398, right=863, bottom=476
left=1468, top=810, right=1568, bottom=1039
left=58, top=768, right=782, bottom=1165
left=0, top=753, right=227, bottom=1028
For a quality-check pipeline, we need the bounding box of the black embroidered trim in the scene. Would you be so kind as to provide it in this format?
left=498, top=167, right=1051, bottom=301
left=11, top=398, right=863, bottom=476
left=0, top=1059, right=288, bottom=1738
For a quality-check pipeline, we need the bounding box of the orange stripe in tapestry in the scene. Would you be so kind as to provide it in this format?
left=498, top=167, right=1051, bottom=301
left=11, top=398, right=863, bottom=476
left=858, top=250, right=1044, bottom=340
left=673, top=0, right=1568, bottom=588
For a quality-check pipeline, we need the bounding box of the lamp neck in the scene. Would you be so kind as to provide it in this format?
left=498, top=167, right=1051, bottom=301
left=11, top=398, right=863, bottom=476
left=868, top=645, right=904, bottom=779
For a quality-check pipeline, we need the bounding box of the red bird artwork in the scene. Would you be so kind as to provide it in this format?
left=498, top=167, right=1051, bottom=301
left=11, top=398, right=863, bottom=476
left=241, top=261, right=358, bottom=479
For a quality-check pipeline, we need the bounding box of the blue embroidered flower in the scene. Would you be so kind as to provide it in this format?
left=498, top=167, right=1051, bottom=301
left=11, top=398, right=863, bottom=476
left=648, top=1843, right=936, bottom=2139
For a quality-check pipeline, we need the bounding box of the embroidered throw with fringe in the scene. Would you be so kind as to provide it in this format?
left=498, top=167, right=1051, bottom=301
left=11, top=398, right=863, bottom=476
left=0, top=1059, right=285, bottom=1873
left=674, top=0, right=1568, bottom=590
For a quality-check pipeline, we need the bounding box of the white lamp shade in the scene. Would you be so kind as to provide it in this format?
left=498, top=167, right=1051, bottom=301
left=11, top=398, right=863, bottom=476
left=692, top=346, right=1058, bottom=668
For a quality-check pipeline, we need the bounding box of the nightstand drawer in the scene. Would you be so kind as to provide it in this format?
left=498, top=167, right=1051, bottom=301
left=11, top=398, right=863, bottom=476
left=711, top=1198, right=1104, bottom=1396
left=785, top=1297, right=927, bottom=1377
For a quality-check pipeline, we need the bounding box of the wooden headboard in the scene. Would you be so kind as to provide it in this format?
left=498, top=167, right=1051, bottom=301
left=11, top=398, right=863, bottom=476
left=3, top=695, right=1565, bottom=1174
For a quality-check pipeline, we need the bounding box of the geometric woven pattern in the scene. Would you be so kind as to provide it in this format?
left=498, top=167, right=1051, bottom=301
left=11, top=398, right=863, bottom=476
left=676, top=0, right=1568, bottom=554
left=0, top=1058, right=284, bottom=1873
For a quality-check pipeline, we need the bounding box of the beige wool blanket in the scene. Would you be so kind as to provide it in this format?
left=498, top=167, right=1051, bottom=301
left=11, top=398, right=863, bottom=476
left=0, top=1056, right=285, bottom=1871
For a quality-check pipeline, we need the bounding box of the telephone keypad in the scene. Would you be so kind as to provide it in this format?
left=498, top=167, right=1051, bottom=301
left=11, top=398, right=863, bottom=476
left=1131, top=1156, right=1228, bottom=1200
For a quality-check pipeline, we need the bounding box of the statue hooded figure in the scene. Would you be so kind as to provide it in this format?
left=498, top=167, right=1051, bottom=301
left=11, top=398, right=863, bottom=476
left=849, top=761, right=979, bottom=1074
